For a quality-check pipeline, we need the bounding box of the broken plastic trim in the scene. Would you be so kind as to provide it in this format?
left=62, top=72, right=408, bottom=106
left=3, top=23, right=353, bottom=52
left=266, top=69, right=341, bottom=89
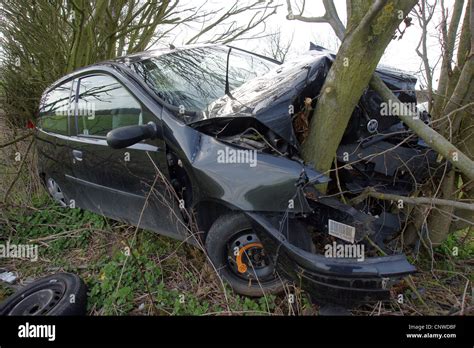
left=245, top=212, right=416, bottom=306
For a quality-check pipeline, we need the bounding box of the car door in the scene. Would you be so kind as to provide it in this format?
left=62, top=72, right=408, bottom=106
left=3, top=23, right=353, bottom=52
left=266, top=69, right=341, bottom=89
left=36, top=79, right=78, bottom=205
left=66, top=73, right=186, bottom=240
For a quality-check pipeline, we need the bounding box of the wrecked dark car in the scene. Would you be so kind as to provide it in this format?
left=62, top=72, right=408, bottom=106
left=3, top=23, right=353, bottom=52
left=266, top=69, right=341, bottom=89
left=35, top=44, right=442, bottom=306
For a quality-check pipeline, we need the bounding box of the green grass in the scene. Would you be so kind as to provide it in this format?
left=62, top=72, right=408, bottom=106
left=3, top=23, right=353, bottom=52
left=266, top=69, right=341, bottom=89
left=435, top=228, right=473, bottom=260
left=1, top=193, right=308, bottom=315
left=1, top=157, right=471, bottom=316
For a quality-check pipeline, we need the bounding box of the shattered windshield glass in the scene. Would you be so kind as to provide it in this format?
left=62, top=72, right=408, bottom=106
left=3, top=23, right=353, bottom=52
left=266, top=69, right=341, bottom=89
left=131, top=46, right=277, bottom=116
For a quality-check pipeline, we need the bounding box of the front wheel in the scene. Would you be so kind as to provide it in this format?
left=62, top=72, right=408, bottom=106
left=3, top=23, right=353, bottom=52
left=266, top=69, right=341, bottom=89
left=205, top=213, right=313, bottom=297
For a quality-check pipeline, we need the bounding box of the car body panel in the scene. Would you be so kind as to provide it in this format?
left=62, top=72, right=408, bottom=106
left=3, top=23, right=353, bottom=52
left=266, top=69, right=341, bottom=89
left=161, top=107, right=328, bottom=213
left=36, top=66, right=187, bottom=241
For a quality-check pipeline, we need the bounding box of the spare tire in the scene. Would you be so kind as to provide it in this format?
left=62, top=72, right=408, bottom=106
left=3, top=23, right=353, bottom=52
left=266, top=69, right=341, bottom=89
left=0, top=273, right=87, bottom=316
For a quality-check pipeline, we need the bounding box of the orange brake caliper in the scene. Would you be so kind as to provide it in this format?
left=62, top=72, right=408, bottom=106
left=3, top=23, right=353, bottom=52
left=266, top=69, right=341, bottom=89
left=236, top=242, right=263, bottom=274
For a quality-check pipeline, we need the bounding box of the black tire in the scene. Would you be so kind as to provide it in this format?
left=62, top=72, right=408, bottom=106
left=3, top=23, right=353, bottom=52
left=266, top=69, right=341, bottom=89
left=205, top=213, right=313, bottom=297
left=0, top=273, right=87, bottom=316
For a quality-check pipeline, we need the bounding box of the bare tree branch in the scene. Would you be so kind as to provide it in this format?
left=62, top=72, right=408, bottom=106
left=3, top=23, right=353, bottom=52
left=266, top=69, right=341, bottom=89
left=286, top=0, right=345, bottom=39
left=351, top=187, right=474, bottom=211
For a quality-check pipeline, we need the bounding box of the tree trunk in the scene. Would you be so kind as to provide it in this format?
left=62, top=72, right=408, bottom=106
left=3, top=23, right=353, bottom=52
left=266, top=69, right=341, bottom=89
left=302, top=0, right=418, bottom=185
left=424, top=0, right=473, bottom=244
left=289, top=0, right=472, bottom=246
left=432, top=0, right=465, bottom=118
left=426, top=170, right=456, bottom=245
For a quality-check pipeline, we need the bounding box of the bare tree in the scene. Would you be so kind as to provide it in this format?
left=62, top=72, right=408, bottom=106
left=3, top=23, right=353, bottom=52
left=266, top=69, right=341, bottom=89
left=416, top=0, right=473, bottom=244
left=414, top=0, right=438, bottom=112
left=0, top=0, right=279, bottom=127
left=185, top=1, right=280, bottom=45
left=262, top=28, right=294, bottom=62
left=287, top=0, right=473, bottom=180
left=286, top=0, right=473, bottom=244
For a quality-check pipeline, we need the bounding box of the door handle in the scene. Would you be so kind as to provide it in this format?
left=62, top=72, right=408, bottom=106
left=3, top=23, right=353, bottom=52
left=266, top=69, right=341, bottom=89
left=72, top=149, right=83, bottom=161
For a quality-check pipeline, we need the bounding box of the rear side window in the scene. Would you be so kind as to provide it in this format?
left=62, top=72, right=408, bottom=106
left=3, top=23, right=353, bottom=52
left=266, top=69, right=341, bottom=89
left=76, top=75, right=142, bottom=137
left=39, top=81, right=73, bottom=135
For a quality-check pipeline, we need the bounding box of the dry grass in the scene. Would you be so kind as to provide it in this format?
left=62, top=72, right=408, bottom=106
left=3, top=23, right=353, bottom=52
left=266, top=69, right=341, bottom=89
left=0, top=116, right=471, bottom=316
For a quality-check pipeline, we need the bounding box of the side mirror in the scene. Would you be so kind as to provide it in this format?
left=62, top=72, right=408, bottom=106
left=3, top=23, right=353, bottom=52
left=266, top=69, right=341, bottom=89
left=106, top=122, right=157, bottom=149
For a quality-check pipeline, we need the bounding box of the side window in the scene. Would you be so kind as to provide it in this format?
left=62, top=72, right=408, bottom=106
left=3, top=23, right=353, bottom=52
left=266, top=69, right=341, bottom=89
left=39, top=81, right=73, bottom=135
left=76, top=75, right=142, bottom=137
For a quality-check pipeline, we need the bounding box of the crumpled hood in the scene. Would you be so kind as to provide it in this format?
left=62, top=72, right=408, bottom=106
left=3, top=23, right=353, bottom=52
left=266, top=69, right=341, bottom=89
left=190, top=50, right=417, bottom=148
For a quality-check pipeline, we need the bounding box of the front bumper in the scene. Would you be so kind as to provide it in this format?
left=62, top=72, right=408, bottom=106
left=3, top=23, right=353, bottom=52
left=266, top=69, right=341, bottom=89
left=247, top=212, right=416, bottom=306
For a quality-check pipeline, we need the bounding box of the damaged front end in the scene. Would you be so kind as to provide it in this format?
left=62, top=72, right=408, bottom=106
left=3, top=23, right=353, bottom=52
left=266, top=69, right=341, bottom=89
left=142, top=45, right=426, bottom=306
left=180, top=127, right=417, bottom=305
left=244, top=180, right=417, bottom=306
left=184, top=48, right=424, bottom=306
left=247, top=211, right=416, bottom=306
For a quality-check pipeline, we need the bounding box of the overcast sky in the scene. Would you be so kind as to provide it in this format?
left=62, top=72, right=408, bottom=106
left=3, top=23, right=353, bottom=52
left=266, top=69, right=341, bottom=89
left=166, top=0, right=460, bottom=89
left=0, top=0, right=461, bottom=90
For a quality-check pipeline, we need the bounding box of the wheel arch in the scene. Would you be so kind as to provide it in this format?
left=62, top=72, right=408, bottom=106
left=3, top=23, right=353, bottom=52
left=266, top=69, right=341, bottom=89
left=193, top=200, right=237, bottom=240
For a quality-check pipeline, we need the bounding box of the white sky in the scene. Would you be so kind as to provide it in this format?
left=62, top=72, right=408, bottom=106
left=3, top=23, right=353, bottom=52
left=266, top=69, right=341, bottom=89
left=164, top=0, right=460, bottom=89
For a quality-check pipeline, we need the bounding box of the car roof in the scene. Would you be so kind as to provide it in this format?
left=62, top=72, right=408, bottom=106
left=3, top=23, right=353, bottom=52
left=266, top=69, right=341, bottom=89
left=44, top=44, right=280, bottom=93
left=113, top=44, right=220, bottom=64
left=110, top=43, right=281, bottom=66
left=111, top=43, right=222, bottom=64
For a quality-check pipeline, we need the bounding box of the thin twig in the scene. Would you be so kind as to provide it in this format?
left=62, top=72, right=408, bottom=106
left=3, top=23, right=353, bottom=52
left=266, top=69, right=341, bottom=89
left=3, top=137, right=34, bottom=203
left=351, top=187, right=474, bottom=211
left=0, top=131, right=33, bottom=149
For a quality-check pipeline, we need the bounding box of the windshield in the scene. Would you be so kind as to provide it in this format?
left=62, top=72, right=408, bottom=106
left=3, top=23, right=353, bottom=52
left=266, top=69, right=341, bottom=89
left=131, top=46, right=277, bottom=116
